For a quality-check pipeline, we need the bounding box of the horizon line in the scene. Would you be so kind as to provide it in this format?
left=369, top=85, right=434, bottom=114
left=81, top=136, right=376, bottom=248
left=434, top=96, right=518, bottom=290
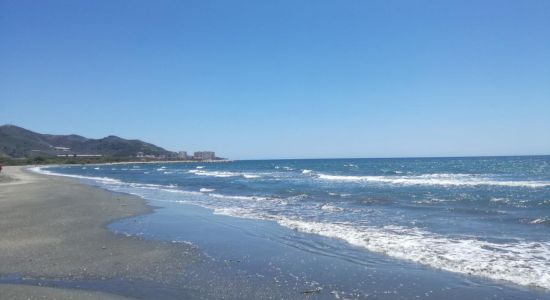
left=233, top=154, right=550, bottom=161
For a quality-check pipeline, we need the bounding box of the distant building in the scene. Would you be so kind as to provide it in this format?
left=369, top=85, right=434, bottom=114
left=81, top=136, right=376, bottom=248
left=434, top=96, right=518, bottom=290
left=177, top=151, right=188, bottom=159
left=136, top=152, right=144, bottom=158
left=193, top=151, right=215, bottom=160
left=54, top=146, right=70, bottom=151
left=57, top=154, right=102, bottom=157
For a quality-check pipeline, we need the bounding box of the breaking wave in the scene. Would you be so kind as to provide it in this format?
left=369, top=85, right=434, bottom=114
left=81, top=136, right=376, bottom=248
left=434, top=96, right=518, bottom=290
left=275, top=219, right=550, bottom=290
left=188, top=169, right=261, bottom=179
left=30, top=167, right=123, bottom=185
left=205, top=202, right=550, bottom=290
left=315, top=173, right=550, bottom=188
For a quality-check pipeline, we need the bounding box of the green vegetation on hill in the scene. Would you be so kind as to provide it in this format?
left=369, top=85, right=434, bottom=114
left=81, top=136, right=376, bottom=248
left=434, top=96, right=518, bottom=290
left=0, top=155, right=134, bottom=166
left=0, top=124, right=174, bottom=163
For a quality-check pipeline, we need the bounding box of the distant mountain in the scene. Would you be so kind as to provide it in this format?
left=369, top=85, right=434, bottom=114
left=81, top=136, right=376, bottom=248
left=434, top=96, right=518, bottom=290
left=0, top=124, right=174, bottom=158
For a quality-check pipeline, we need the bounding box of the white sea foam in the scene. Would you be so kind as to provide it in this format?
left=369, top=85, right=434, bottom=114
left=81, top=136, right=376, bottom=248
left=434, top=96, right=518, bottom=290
left=158, top=189, right=202, bottom=196
left=128, top=182, right=174, bottom=189
left=344, top=164, right=358, bottom=168
left=316, top=173, right=550, bottom=188
left=320, top=204, right=344, bottom=212
left=328, top=192, right=352, bottom=197
left=207, top=202, right=550, bottom=289
left=275, top=219, right=550, bottom=290
left=490, top=197, right=510, bottom=203
left=30, top=167, right=123, bottom=185
left=188, top=169, right=261, bottom=179
left=529, top=218, right=549, bottom=225
left=243, top=174, right=261, bottom=179
left=208, top=193, right=271, bottom=201
left=212, top=207, right=256, bottom=218
left=200, top=188, right=215, bottom=193
left=302, top=169, right=313, bottom=174
left=188, top=169, right=234, bottom=177
left=30, top=167, right=188, bottom=192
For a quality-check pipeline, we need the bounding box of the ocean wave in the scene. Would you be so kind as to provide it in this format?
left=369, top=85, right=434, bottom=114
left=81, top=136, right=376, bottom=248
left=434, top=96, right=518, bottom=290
left=528, top=218, right=550, bottom=225
left=188, top=169, right=261, bottom=179
left=30, top=167, right=123, bottom=185
left=31, top=167, right=191, bottom=194
left=320, top=203, right=344, bottom=212
left=127, top=182, right=177, bottom=189
left=274, top=165, right=295, bottom=171
left=276, top=219, right=550, bottom=290
left=206, top=200, right=550, bottom=289
left=213, top=207, right=257, bottom=218
left=490, top=197, right=510, bottom=203
left=328, top=192, right=352, bottom=197
left=208, top=193, right=271, bottom=201
left=315, top=173, right=550, bottom=188
left=199, top=188, right=215, bottom=192
left=243, top=174, right=261, bottom=179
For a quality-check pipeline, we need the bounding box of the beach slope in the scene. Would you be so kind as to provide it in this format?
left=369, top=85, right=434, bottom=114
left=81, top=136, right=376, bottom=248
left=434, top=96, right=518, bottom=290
left=0, top=166, right=196, bottom=299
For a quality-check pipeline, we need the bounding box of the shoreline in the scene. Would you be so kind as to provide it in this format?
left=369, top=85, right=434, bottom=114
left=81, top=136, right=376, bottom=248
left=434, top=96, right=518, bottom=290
left=0, top=166, right=301, bottom=299
left=39, top=164, right=550, bottom=299
left=0, top=166, right=200, bottom=299
left=3, top=164, right=549, bottom=299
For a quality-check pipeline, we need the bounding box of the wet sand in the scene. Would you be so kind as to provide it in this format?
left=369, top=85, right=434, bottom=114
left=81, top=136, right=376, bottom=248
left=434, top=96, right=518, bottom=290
left=0, top=166, right=198, bottom=299
left=0, top=166, right=313, bottom=299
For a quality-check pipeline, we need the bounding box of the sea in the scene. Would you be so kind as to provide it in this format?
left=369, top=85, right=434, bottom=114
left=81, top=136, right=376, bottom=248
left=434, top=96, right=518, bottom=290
left=35, top=156, right=550, bottom=299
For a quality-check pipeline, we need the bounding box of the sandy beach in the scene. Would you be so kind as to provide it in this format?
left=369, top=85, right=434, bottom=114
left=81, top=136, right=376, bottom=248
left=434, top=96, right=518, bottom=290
left=0, top=166, right=197, bottom=299
left=0, top=166, right=323, bottom=299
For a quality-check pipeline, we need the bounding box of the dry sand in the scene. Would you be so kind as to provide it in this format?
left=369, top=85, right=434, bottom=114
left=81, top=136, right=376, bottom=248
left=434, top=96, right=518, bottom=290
left=0, top=166, right=198, bottom=299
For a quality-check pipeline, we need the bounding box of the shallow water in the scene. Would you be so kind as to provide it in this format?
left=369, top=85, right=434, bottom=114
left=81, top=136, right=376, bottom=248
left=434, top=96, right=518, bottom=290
left=39, top=156, right=550, bottom=298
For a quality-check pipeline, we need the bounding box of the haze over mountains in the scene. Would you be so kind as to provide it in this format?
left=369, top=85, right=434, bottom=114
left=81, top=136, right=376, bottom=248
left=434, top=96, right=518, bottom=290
left=0, top=124, right=173, bottom=158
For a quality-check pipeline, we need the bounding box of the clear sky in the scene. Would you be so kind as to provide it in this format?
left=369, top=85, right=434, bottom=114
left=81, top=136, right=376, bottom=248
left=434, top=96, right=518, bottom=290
left=1, top=0, right=549, bottom=159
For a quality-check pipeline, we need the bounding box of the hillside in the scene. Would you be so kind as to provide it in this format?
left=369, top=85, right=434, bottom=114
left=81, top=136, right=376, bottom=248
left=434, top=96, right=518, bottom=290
left=0, top=124, right=174, bottom=158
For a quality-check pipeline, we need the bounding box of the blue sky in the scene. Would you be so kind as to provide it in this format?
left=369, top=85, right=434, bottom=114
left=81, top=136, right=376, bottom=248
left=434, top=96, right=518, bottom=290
left=1, top=0, right=549, bottom=159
